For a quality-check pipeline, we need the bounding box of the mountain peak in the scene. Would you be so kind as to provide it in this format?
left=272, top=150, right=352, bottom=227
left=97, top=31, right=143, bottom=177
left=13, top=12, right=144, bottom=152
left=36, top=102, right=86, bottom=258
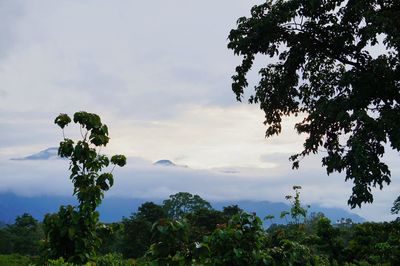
left=153, top=159, right=176, bottom=166
left=11, top=147, right=59, bottom=161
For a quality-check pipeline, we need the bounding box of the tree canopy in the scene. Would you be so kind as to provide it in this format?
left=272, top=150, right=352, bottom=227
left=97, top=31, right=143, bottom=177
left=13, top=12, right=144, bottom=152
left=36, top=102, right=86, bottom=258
left=163, top=192, right=212, bottom=220
left=228, top=0, right=400, bottom=208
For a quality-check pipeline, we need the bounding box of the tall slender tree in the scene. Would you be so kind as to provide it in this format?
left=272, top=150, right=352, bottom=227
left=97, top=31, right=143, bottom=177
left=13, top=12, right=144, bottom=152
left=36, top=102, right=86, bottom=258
left=43, top=111, right=126, bottom=263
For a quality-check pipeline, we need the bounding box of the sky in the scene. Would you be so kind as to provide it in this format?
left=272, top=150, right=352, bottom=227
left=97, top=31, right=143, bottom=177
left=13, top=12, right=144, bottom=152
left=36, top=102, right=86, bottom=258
left=0, top=0, right=399, bottom=221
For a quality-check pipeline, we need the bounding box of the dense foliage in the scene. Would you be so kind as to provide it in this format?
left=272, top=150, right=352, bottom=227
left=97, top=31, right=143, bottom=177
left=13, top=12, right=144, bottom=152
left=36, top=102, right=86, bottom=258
left=163, top=192, right=212, bottom=220
left=121, top=202, right=167, bottom=258
left=1, top=191, right=399, bottom=265
left=0, top=214, right=43, bottom=256
left=228, top=0, right=400, bottom=208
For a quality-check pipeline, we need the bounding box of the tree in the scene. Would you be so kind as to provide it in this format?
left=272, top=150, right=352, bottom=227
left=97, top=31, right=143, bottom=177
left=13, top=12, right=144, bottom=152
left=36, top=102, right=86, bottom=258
left=283, top=186, right=309, bottom=225
left=344, top=222, right=400, bottom=264
left=392, top=195, right=400, bottom=215
left=0, top=213, right=43, bottom=255
left=162, top=192, right=212, bottom=220
left=143, top=219, right=193, bottom=265
left=228, top=0, right=400, bottom=208
left=121, top=202, right=166, bottom=258
left=199, top=212, right=272, bottom=265
left=136, top=202, right=167, bottom=223
left=10, top=214, right=43, bottom=255
left=313, top=217, right=344, bottom=263
left=222, top=204, right=244, bottom=219
left=43, top=111, right=126, bottom=263
left=186, top=208, right=225, bottom=242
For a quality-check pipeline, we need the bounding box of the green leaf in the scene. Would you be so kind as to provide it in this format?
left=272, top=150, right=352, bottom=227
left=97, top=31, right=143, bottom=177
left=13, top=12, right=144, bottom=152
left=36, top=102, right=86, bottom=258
left=90, top=133, right=109, bottom=146
left=280, top=211, right=289, bottom=219
left=96, top=173, right=114, bottom=191
left=73, top=111, right=87, bottom=125
left=54, top=113, right=71, bottom=129
left=111, top=154, right=127, bottom=167
left=68, top=227, right=76, bottom=239
left=264, top=214, right=275, bottom=220
left=59, top=139, right=74, bottom=157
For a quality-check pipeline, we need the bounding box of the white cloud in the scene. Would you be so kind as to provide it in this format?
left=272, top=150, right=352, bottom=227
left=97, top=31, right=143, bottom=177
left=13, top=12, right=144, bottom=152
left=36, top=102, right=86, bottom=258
left=103, top=105, right=306, bottom=169
left=1, top=151, right=399, bottom=222
left=0, top=0, right=262, bottom=118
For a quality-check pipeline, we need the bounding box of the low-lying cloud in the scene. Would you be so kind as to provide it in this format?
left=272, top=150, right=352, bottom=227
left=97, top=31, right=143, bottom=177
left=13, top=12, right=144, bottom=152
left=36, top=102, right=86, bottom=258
left=1, top=152, right=398, bottom=222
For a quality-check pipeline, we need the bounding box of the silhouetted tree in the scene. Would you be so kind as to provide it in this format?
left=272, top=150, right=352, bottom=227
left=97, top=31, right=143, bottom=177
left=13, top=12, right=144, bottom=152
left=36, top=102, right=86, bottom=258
left=228, top=0, right=400, bottom=208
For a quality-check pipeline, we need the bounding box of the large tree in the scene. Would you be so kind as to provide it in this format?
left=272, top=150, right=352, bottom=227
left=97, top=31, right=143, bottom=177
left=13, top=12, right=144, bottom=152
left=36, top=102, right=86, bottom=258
left=228, top=0, right=400, bottom=208
left=163, top=192, right=212, bottom=220
left=0, top=214, right=43, bottom=255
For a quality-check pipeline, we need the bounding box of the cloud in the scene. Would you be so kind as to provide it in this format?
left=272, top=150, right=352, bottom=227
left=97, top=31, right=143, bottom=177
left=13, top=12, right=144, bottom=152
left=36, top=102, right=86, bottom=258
left=0, top=0, right=24, bottom=60
left=1, top=150, right=399, bottom=222
left=0, top=0, right=263, bottom=119
left=0, top=0, right=266, bottom=156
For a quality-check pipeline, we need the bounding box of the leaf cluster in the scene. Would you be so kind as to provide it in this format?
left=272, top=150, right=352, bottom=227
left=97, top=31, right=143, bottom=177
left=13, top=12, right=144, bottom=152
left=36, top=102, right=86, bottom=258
left=228, top=0, right=400, bottom=208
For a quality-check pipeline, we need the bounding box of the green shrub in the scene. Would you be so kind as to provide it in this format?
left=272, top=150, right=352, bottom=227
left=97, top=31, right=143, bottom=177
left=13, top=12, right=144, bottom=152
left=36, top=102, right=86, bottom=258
left=92, top=253, right=134, bottom=266
left=199, top=212, right=273, bottom=265
left=143, top=219, right=193, bottom=265
left=0, top=254, right=39, bottom=266
left=47, top=257, right=79, bottom=266
left=46, top=255, right=134, bottom=266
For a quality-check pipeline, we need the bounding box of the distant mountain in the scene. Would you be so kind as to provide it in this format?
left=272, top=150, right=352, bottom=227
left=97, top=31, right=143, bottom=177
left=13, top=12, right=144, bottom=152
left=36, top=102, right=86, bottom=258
left=0, top=193, right=76, bottom=224
left=153, top=159, right=188, bottom=168
left=0, top=192, right=155, bottom=224
left=212, top=200, right=365, bottom=226
left=11, top=147, right=59, bottom=160
left=154, top=159, right=176, bottom=166
left=0, top=192, right=364, bottom=225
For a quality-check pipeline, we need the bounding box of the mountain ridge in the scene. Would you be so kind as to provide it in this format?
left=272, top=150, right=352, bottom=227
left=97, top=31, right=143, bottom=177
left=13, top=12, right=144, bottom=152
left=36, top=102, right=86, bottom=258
left=0, top=192, right=365, bottom=225
left=11, top=147, right=59, bottom=161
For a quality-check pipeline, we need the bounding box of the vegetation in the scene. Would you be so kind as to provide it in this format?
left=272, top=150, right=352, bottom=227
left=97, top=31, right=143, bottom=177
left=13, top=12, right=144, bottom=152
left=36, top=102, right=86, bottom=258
left=2, top=1, right=399, bottom=262
left=0, top=254, right=39, bottom=266
left=43, top=112, right=126, bottom=264
left=121, top=202, right=167, bottom=258
left=0, top=213, right=43, bottom=256
left=228, top=0, right=400, bottom=208
left=0, top=189, right=399, bottom=265
left=163, top=192, right=213, bottom=220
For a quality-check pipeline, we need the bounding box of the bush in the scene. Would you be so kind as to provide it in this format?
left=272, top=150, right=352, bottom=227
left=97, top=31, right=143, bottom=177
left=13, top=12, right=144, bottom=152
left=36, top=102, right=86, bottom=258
left=92, top=253, right=134, bottom=266
left=47, top=257, right=79, bottom=266
left=46, top=254, right=134, bottom=266
left=0, top=254, right=39, bottom=266
left=199, top=212, right=272, bottom=265
left=143, top=219, right=193, bottom=265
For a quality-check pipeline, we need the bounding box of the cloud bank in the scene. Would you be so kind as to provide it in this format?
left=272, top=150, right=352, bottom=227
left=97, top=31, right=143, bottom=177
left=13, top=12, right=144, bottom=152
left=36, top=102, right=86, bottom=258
left=1, top=152, right=398, bottom=222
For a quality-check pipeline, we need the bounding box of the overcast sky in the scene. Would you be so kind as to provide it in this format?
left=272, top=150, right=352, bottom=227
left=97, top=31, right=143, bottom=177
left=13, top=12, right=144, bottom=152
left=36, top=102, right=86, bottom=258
left=0, top=0, right=399, bottom=221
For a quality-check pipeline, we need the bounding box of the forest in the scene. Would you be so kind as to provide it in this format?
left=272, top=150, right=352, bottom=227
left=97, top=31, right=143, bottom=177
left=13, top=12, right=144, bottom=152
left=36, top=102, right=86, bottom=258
left=0, top=188, right=399, bottom=265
